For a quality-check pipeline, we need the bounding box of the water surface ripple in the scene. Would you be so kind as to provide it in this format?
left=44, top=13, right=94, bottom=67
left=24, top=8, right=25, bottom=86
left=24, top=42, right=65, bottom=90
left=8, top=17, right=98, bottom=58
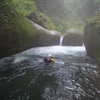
left=0, top=46, right=100, bottom=100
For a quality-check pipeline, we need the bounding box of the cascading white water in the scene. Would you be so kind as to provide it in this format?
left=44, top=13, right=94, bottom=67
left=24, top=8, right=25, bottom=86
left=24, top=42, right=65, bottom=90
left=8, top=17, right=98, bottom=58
left=59, top=35, right=64, bottom=46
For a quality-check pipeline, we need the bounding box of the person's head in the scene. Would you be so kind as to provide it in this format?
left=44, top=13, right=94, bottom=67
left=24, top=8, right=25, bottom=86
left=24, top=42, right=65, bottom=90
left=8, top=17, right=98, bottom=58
left=48, top=54, right=52, bottom=58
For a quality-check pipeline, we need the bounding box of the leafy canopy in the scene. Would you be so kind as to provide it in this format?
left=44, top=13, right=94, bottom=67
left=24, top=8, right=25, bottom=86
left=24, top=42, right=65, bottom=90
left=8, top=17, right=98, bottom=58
left=12, top=0, right=36, bottom=16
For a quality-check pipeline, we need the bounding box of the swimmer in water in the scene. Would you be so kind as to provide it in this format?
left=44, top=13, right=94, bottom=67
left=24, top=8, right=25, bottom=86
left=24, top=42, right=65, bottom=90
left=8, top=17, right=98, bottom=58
left=44, top=54, right=56, bottom=63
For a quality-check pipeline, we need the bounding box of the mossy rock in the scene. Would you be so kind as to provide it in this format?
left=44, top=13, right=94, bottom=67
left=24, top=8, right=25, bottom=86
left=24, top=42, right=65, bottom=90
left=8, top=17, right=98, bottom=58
left=0, top=3, right=37, bottom=58
left=27, top=11, right=55, bottom=30
left=84, top=14, right=100, bottom=64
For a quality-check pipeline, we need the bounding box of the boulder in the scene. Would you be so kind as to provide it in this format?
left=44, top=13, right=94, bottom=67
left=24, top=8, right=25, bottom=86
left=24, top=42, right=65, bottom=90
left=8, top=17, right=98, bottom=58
left=32, top=22, right=61, bottom=46
left=27, top=11, right=55, bottom=30
left=63, top=28, right=84, bottom=46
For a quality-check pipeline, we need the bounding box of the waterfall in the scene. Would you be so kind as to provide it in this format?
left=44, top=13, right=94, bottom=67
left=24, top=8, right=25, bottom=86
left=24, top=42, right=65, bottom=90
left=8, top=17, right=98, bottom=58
left=59, top=35, right=64, bottom=46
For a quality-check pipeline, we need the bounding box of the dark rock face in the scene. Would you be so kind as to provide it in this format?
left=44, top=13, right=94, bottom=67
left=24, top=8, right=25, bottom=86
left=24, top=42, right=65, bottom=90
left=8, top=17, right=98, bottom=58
left=63, top=28, right=84, bottom=46
left=84, top=15, right=100, bottom=64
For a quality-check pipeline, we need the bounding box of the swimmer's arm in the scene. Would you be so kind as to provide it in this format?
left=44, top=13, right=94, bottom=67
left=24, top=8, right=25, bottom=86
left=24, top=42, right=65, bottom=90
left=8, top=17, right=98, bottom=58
left=51, top=58, right=56, bottom=62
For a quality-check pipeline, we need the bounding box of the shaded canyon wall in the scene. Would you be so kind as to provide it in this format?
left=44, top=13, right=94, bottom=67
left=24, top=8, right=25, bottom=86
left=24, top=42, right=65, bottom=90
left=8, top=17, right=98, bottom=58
left=84, top=14, right=100, bottom=64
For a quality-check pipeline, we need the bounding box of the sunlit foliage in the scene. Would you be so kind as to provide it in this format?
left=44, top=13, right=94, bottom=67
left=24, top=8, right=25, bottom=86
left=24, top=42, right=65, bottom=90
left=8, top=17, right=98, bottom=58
left=12, top=0, right=36, bottom=16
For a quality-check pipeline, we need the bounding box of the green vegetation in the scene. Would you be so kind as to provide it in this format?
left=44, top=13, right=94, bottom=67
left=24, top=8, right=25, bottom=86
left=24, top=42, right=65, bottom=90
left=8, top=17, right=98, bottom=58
left=2, top=0, right=87, bottom=33
left=50, top=17, right=68, bottom=33
left=13, top=0, right=36, bottom=16
left=32, top=0, right=87, bottom=32
left=12, top=0, right=55, bottom=30
left=66, top=15, right=85, bottom=31
left=27, top=11, right=55, bottom=30
left=3, top=0, right=99, bottom=32
left=50, top=15, right=85, bottom=33
left=88, top=14, right=100, bottom=24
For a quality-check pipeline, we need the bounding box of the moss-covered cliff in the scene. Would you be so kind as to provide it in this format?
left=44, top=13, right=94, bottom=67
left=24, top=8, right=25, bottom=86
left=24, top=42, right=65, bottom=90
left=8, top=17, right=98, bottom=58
left=84, top=14, right=100, bottom=64
left=0, top=2, right=37, bottom=58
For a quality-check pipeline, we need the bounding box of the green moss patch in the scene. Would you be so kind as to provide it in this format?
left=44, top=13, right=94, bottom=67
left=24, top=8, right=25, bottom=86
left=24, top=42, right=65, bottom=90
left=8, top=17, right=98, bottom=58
left=0, top=3, right=37, bottom=58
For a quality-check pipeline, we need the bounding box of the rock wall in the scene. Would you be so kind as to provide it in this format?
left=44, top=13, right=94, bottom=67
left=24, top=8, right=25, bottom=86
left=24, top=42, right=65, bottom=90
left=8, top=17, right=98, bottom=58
left=84, top=14, right=100, bottom=64
left=0, top=3, right=37, bottom=58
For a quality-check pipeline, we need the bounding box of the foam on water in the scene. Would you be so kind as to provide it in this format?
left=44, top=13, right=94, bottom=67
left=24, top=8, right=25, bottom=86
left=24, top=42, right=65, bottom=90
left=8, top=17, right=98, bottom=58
left=20, top=46, right=86, bottom=55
